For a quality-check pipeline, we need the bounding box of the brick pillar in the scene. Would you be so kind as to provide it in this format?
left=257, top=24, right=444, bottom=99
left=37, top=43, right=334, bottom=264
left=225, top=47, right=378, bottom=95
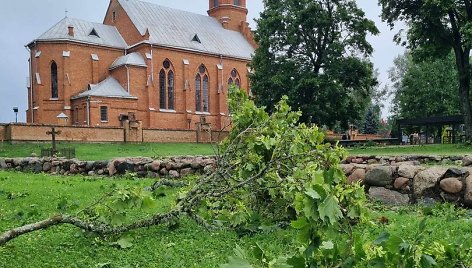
left=183, top=59, right=192, bottom=129
left=62, top=49, right=72, bottom=124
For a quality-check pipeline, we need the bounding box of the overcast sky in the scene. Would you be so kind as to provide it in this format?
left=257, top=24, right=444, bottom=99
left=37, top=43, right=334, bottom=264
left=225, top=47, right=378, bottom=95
left=0, top=0, right=404, bottom=123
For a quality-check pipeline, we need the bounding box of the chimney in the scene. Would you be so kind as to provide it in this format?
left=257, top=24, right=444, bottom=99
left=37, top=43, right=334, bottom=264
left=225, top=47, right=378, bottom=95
left=68, top=26, right=74, bottom=37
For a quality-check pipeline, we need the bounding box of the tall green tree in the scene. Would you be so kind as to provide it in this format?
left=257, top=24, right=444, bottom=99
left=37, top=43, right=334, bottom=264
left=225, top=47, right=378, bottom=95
left=388, top=52, right=461, bottom=119
left=250, top=0, right=379, bottom=128
left=379, top=0, right=472, bottom=141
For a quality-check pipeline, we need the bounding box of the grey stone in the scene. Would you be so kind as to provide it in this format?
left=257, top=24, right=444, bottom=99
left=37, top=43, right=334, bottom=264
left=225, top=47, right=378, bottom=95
left=341, top=164, right=355, bottom=175
left=463, top=155, right=472, bottom=167
left=191, top=157, right=204, bottom=169
left=463, top=175, right=472, bottom=206
left=88, top=171, right=95, bottom=176
left=367, top=159, right=379, bottom=165
left=398, top=165, right=425, bottom=179
left=97, top=169, right=105, bottom=175
left=204, top=165, right=214, bottom=175
left=32, top=162, right=42, bottom=173
left=394, top=177, right=409, bottom=190
left=160, top=168, right=169, bottom=176
left=351, top=158, right=364, bottom=164
left=364, top=166, right=394, bottom=187
left=0, top=158, right=7, bottom=169
left=69, top=163, right=78, bottom=174
left=413, top=167, right=448, bottom=196
left=347, top=169, right=365, bottom=185
left=169, top=170, right=180, bottom=178
left=439, top=177, right=463, bottom=194
left=117, top=161, right=134, bottom=174
left=444, top=167, right=469, bottom=178
left=149, top=161, right=161, bottom=172
left=85, top=161, right=95, bottom=171
left=107, top=160, right=117, bottom=176
left=368, top=187, right=410, bottom=206
left=180, top=168, right=193, bottom=177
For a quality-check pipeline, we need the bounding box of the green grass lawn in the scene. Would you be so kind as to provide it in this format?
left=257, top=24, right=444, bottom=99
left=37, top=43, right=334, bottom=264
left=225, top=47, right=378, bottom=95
left=0, top=142, right=215, bottom=160
left=347, top=143, right=472, bottom=156
left=1, top=142, right=470, bottom=161
left=0, top=171, right=471, bottom=267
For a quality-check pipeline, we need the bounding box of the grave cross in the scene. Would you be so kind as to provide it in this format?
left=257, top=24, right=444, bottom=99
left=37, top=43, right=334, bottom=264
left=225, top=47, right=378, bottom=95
left=46, top=127, right=61, bottom=154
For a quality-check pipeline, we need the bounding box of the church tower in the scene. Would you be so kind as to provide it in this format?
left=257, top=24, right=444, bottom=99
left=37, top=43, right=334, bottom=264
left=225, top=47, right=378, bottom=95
left=208, top=0, right=248, bottom=32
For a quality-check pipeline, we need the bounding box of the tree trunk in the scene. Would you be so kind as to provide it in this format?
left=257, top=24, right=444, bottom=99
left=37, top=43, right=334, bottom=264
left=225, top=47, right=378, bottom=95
left=453, top=46, right=472, bottom=142
left=458, top=74, right=472, bottom=142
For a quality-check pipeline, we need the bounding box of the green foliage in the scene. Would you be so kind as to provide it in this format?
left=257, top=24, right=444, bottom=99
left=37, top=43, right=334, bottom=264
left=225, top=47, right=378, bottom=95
left=82, top=185, right=157, bottom=226
left=379, top=0, right=472, bottom=140
left=388, top=52, right=461, bottom=119
left=361, top=104, right=381, bottom=134
left=251, top=0, right=378, bottom=128
left=203, top=87, right=350, bottom=230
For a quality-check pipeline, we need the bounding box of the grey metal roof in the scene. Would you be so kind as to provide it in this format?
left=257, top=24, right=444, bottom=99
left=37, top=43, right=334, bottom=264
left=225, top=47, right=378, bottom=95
left=118, top=0, right=254, bottom=59
left=32, top=17, right=127, bottom=49
left=72, top=77, right=137, bottom=99
left=110, top=52, right=147, bottom=70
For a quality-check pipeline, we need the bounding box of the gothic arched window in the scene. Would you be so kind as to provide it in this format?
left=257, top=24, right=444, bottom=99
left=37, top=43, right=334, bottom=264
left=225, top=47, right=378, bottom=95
left=159, top=59, right=175, bottom=110
left=51, top=61, right=58, bottom=99
left=195, top=64, right=209, bottom=112
left=227, top=68, right=241, bottom=90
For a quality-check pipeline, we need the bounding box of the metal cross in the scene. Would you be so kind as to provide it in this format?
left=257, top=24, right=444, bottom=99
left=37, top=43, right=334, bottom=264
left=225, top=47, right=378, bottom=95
left=46, top=127, right=61, bottom=154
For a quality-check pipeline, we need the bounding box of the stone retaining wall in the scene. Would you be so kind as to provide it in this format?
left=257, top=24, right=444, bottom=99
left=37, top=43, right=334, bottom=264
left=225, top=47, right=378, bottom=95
left=1, top=154, right=472, bottom=207
left=0, top=156, right=216, bottom=179
left=343, top=155, right=472, bottom=207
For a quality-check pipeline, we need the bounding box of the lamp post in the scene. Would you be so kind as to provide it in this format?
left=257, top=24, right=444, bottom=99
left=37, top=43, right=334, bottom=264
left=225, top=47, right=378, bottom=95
left=13, top=107, right=18, bottom=123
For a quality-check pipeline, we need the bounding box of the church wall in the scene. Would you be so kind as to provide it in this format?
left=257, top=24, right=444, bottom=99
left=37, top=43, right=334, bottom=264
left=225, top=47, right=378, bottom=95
left=2, top=123, right=229, bottom=143
left=29, top=41, right=124, bottom=125
left=128, top=44, right=250, bottom=131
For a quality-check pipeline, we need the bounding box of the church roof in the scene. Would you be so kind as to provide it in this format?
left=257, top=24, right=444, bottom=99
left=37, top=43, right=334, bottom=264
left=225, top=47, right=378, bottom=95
left=72, top=77, right=137, bottom=100
left=31, top=17, right=127, bottom=49
left=118, top=0, right=255, bottom=60
left=110, top=52, right=147, bottom=70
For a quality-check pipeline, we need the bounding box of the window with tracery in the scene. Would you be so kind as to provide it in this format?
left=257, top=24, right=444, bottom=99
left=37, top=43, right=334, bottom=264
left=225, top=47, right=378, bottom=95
left=227, top=68, right=241, bottom=89
left=159, top=59, right=175, bottom=110
left=195, top=64, right=209, bottom=112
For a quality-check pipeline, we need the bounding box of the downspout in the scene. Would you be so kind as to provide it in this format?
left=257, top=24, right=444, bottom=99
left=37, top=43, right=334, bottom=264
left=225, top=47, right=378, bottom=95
left=25, top=44, right=34, bottom=123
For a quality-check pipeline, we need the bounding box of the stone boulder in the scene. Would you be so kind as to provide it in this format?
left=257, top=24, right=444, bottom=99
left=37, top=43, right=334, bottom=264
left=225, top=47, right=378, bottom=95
left=0, top=158, right=7, bottom=169
left=463, top=175, right=472, bottom=206
left=398, top=165, right=424, bottom=179
left=463, top=155, right=472, bottom=167
left=439, top=177, right=463, bottom=194
left=347, top=169, right=365, bottom=185
left=149, top=160, right=161, bottom=172
left=413, top=167, right=448, bottom=196
left=341, top=164, right=355, bottom=175
left=364, top=166, right=394, bottom=187
left=368, top=187, right=410, bottom=206
left=169, top=170, right=180, bottom=178
left=393, top=177, right=409, bottom=190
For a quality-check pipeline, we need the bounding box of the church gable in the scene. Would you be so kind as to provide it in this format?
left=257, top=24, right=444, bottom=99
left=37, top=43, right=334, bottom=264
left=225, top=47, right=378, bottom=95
left=103, top=0, right=147, bottom=46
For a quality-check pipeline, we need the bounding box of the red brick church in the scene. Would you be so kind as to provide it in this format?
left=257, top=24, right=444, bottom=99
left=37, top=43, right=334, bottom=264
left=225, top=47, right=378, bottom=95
left=26, top=0, right=255, bottom=131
